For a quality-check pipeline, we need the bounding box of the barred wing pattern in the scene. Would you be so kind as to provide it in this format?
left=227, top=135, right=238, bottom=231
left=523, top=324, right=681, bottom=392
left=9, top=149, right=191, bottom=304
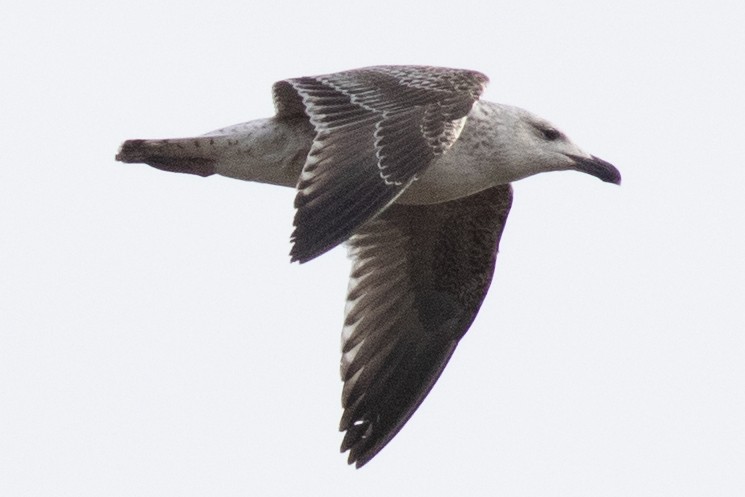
left=272, top=66, right=489, bottom=263
left=339, top=184, right=513, bottom=467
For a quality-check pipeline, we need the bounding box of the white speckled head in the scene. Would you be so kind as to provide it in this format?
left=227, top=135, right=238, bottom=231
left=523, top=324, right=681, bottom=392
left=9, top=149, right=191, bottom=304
left=475, top=102, right=619, bottom=183
left=402, top=101, right=619, bottom=204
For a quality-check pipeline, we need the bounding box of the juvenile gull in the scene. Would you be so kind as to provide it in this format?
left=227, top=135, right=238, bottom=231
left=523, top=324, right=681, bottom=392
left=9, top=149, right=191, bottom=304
left=116, top=65, right=621, bottom=467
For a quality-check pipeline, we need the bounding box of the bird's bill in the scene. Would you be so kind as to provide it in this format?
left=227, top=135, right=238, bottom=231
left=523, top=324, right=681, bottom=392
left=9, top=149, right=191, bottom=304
left=565, top=154, right=621, bottom=185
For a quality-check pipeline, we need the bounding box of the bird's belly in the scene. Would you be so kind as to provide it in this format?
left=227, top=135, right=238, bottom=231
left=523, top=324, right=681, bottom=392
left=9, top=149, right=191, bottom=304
left=396, top=151, right=497, bottom=205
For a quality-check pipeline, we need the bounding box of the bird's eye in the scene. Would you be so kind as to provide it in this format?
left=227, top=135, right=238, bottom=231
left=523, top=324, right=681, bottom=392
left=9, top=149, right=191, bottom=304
left=540, top=127, right=562, bottom=141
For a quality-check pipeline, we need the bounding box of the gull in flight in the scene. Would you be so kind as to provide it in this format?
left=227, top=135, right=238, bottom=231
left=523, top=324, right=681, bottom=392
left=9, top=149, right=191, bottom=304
left=117, top=65, right=621, bottom=467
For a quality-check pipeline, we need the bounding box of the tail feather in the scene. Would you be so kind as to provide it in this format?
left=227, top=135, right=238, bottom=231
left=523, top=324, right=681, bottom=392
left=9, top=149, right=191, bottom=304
left=116, top=139, right=216, bottom=177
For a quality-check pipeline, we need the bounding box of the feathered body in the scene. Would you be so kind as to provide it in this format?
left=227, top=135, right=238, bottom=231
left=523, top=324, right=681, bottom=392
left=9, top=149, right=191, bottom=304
left=117, top=65, right=620, bottom=467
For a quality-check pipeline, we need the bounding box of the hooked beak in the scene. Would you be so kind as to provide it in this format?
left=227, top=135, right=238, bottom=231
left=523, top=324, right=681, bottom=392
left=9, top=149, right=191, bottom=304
left=565, top=154, right=621, bottom=185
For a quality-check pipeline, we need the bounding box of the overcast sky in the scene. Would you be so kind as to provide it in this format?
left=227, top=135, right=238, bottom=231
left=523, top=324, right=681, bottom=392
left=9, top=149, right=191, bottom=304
left=2, top=1, right=744, bottom=495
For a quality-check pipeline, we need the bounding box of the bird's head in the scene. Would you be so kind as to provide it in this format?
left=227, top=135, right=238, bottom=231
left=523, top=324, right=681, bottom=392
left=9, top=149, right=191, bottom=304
left=487, top=103, right=621, bottom=185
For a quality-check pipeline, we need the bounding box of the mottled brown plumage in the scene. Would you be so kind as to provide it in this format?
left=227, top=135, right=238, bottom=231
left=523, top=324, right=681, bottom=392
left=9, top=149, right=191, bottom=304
left=116, top=65, right=620, bottom=468
left=275, top=66, right=488, bottom=263
left=340, top=185, right=513, bottom=466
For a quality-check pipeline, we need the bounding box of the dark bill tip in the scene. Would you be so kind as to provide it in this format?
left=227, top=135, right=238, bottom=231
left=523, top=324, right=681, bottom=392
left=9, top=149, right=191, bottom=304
left=565, top=154, right=621, bottom=185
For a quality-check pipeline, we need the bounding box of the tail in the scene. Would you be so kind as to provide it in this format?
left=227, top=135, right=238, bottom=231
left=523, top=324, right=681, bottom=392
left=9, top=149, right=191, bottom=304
left=115, top=139, right=216, bottom=177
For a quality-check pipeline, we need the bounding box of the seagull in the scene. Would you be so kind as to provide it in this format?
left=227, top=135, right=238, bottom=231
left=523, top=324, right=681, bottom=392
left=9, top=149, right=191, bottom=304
left=116, top=65, right=620, bottom=468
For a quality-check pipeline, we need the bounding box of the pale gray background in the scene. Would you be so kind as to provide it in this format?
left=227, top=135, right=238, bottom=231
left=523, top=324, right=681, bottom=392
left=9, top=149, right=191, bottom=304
left=2, top=1, right=744, bottom=495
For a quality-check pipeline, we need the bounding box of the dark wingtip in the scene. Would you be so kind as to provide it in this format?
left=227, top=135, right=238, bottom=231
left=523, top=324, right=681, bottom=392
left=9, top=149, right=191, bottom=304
left=288, top=249, right=306, bottom=264
left=289, top=209, right=352, bottom=264
left=289, top=239, right=330, bottom=264
left=288, top=237, right=315, bottom=264
left=566, top=154, right=621, bottom=185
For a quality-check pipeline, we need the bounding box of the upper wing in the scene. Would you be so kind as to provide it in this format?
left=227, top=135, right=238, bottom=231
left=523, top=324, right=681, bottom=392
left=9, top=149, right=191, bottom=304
left=272, top=65, right=489, bottom=263
left=339, top=184, right=513, bottom=467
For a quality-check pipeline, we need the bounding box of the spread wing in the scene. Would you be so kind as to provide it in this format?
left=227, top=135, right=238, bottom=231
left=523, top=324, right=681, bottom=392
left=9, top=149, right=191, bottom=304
left=272, top=65, right=489, bottom=263
left=339, top=184, right=513, bottom=467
